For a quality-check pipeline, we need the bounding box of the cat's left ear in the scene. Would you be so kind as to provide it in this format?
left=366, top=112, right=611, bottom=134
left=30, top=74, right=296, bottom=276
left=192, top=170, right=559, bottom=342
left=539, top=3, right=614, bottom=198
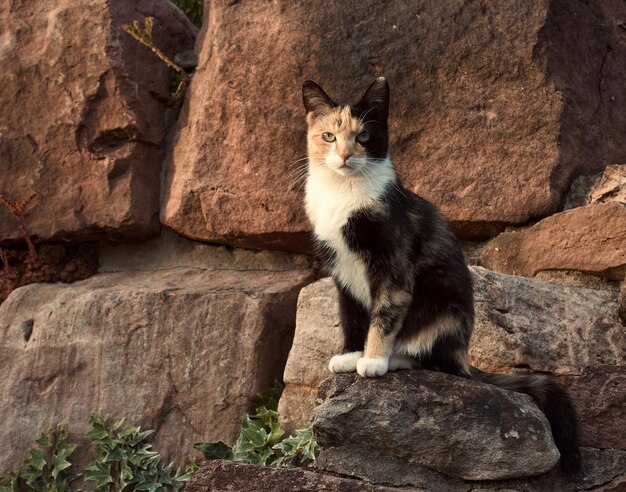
left=358, top=77, right=390, bottom=122
left=302, top=81, right=336, bottom=114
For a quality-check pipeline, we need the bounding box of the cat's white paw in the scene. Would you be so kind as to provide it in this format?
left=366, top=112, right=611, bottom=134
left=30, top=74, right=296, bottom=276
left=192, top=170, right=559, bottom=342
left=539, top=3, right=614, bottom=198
left=356, top=357, right=389, bottom=377
left=388, top=355, right=415, bottom=371
left=329, top=351, right=363, bottom=373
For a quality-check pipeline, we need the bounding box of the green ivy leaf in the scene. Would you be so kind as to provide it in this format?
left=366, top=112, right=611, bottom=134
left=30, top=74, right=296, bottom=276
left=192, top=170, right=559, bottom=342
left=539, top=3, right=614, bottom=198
left=84, top=461, right=113, bottom=489
left=51, top=444, right=75, bottom=479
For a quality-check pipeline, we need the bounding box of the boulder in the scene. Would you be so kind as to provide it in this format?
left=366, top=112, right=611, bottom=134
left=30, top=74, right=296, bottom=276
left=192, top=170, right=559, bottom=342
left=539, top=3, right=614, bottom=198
left=279, top=269, right=625, bottom=449
left=313, top=372, right=560, bottom=481
left=564, top=164, right=626, bottom=210
left=317, top=446, right=626, bottom=492
left=470, top=267, right=624, bottom=375
left=162, top=0, right=626, bottom=252
left=185, top=460, right=408, bottom=492
left=0, top=0, right=196, bottom=244
left=0, top=267, right=312, bottom=473
left=481, top=202, right=626, bottom=280
left=277, top=278, right=342, bottom=433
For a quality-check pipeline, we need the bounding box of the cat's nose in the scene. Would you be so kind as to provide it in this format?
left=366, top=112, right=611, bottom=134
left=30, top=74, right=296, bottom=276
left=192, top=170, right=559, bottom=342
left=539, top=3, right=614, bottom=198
left=340, top=151, right=353, bottom=163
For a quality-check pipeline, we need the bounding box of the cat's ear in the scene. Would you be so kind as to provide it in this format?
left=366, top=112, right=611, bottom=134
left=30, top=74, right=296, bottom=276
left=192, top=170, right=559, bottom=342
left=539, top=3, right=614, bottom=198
left=358, top=77, right=390, bottom=122
left=302, top=81, right=335, bottom=114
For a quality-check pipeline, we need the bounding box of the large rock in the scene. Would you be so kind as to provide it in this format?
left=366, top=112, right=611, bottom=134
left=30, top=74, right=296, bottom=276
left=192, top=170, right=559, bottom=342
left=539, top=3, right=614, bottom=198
left=277, top=278, right=342, bottom=433
left=470, top=267, right=624, bottom=375
left=162, top=1, right=626, bottom=252
left=313, top=372, right=560, bottom=481
left=0, top=0, right=196, bottom=244
left=0, top=268, right=312, bottom=473
left=564, top=164, right=626, bottom=210
left=317, top=446, right=626, bottom=492
left=278, top=269, right=625, bottom=449
left=481, top=202, right=626, bottom=280
left=185, top=460, right=408, bottom=492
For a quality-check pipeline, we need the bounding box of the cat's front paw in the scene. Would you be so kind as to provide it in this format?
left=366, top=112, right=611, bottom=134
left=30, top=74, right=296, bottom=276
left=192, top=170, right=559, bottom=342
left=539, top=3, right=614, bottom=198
left=356, top=357, right=389, bottom=377
left=329, top=351, right=363, bottom=373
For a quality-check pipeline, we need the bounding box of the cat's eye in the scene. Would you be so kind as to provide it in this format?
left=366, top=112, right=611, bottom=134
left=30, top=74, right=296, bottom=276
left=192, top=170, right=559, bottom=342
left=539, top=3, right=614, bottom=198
left=322, top=132, right=336, bottom=142
left=356, top=131, right=370, bottom=143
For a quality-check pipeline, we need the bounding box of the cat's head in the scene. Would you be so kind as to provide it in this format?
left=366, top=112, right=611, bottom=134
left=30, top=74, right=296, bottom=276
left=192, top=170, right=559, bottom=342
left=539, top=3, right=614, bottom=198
left=302, top=77, right=390, bottom=177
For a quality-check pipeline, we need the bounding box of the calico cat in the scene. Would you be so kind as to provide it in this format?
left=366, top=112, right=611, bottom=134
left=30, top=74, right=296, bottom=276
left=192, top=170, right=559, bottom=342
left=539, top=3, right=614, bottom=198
left=301, top=77, right=581, bottom=472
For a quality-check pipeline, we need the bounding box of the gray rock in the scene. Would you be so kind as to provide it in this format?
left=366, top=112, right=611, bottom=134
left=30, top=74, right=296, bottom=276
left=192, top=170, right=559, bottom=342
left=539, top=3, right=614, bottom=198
left=0, top=268, right=312, bottom=473
left=313, top=372, right=560, bottom=481
left=185, top=460, right=420, bottom=492
left=279, top=269, right=625, bottom=450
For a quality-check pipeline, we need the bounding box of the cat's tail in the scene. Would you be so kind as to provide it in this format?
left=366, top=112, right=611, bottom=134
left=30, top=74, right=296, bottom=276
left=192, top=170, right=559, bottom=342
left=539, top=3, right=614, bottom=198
left=469, top=366, right=581, bottom=473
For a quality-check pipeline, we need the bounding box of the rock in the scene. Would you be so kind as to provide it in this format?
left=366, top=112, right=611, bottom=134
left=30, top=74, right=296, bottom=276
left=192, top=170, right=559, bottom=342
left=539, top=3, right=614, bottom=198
left=279, top=269, right=625, bottom=450
left=185, top=460, right=411, bottom=492
left=277, top=278, right=342, bottom=433
left=0, top=268, right=312, bottom=472
left=619, top=280, right=626, bottom=326
left=564, top=367, right=626, bottom=450
left=98, top=227, right=312, bottom=273
left=563, top=164, right=625, bottom=211
left=317, top=446, right=626, bottom=492
left=0, top=0, right=197, bottom=244
left=481, top=202, right=626, bottom=280
left=313, top=372, right=560, bottom=480
left=162, top=1, right=626, bottom=252
left=470, top=267, right=624, bottom=375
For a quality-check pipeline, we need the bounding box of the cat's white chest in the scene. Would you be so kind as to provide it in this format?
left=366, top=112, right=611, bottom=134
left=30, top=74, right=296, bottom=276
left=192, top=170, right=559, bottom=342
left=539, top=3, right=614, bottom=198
left=305, top=174, right=374, bottom=308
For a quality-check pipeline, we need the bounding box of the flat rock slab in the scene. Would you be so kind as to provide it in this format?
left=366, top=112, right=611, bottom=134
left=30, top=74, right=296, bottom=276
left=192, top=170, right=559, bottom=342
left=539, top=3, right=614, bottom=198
left=0, top=0, right=196, bottom=243
left=162, top=0, right=624, bottom=251
left=481, top=202, right=626, bottom=280
left=317, top=446, right=626, bottom=492
left=0, top=268, right=312, bottom=473
left=313, top=372, right=559, bottom=481
left=279, top=268, right=625, bottom=449
left=185, top=460, right=417, bottom=492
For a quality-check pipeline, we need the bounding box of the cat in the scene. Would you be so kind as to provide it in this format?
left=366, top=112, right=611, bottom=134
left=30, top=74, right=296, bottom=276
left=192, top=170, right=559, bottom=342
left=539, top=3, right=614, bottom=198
left=301, top=77, right=581, bottom=472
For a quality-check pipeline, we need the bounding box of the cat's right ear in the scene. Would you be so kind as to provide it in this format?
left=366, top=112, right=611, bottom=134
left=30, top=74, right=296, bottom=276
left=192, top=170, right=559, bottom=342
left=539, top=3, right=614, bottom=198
left=302, top=81, right=335, bottom=115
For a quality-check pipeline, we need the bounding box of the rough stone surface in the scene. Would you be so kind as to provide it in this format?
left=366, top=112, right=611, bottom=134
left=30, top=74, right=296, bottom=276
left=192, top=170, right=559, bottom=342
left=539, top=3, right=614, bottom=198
left=278, top=278, right=342, bottom=433
left=162, top=1, right=625, bottom=252
left=185, top=460, right=415, bottom=492
left=99, top=227, right=312, bottom=273
left=564, top=367, right=626, bottom=450
left=279, top=270, right=625, bottom=450
left=481, top=202, right=626, bottom=280
left=470, top=267, right=624, bottom=375
left=619, top=280, right=626, bottom=326
left=0, top=268, right=312, bottom=473
left=564, top=164, right=626, bottom=210
left=313, top=372, right=560, bottom=481
left=541, top=2, right=626, bottom=181
left=0, top=0, right=196, bottom=244
left=317, top=446, right=626, bottom=492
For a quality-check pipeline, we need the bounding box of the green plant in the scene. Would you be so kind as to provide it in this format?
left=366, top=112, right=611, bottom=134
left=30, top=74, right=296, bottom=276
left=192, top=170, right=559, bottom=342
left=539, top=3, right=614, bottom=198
left=194, top=382, right=319, bottom=468
left=84, top=413, right=194, bottom=491
left=169, top=0, right=203, bottom=27
left=0, top=425, right=79, bottom=492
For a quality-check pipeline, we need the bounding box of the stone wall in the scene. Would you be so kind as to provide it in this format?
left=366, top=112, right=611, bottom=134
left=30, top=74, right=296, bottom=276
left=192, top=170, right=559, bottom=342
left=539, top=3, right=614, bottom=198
left=0, top=0, right=624, bottom=489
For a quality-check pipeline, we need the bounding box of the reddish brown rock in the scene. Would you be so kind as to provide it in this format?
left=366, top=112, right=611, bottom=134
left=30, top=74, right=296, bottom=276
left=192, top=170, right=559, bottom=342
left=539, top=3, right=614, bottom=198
left=0, top=0, right=196, bottom=244
left=481, top=202, right=626, bottom=280
left=0, top=268, right=312, bottom=473
left=163, top=1, right=625, bottom=251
